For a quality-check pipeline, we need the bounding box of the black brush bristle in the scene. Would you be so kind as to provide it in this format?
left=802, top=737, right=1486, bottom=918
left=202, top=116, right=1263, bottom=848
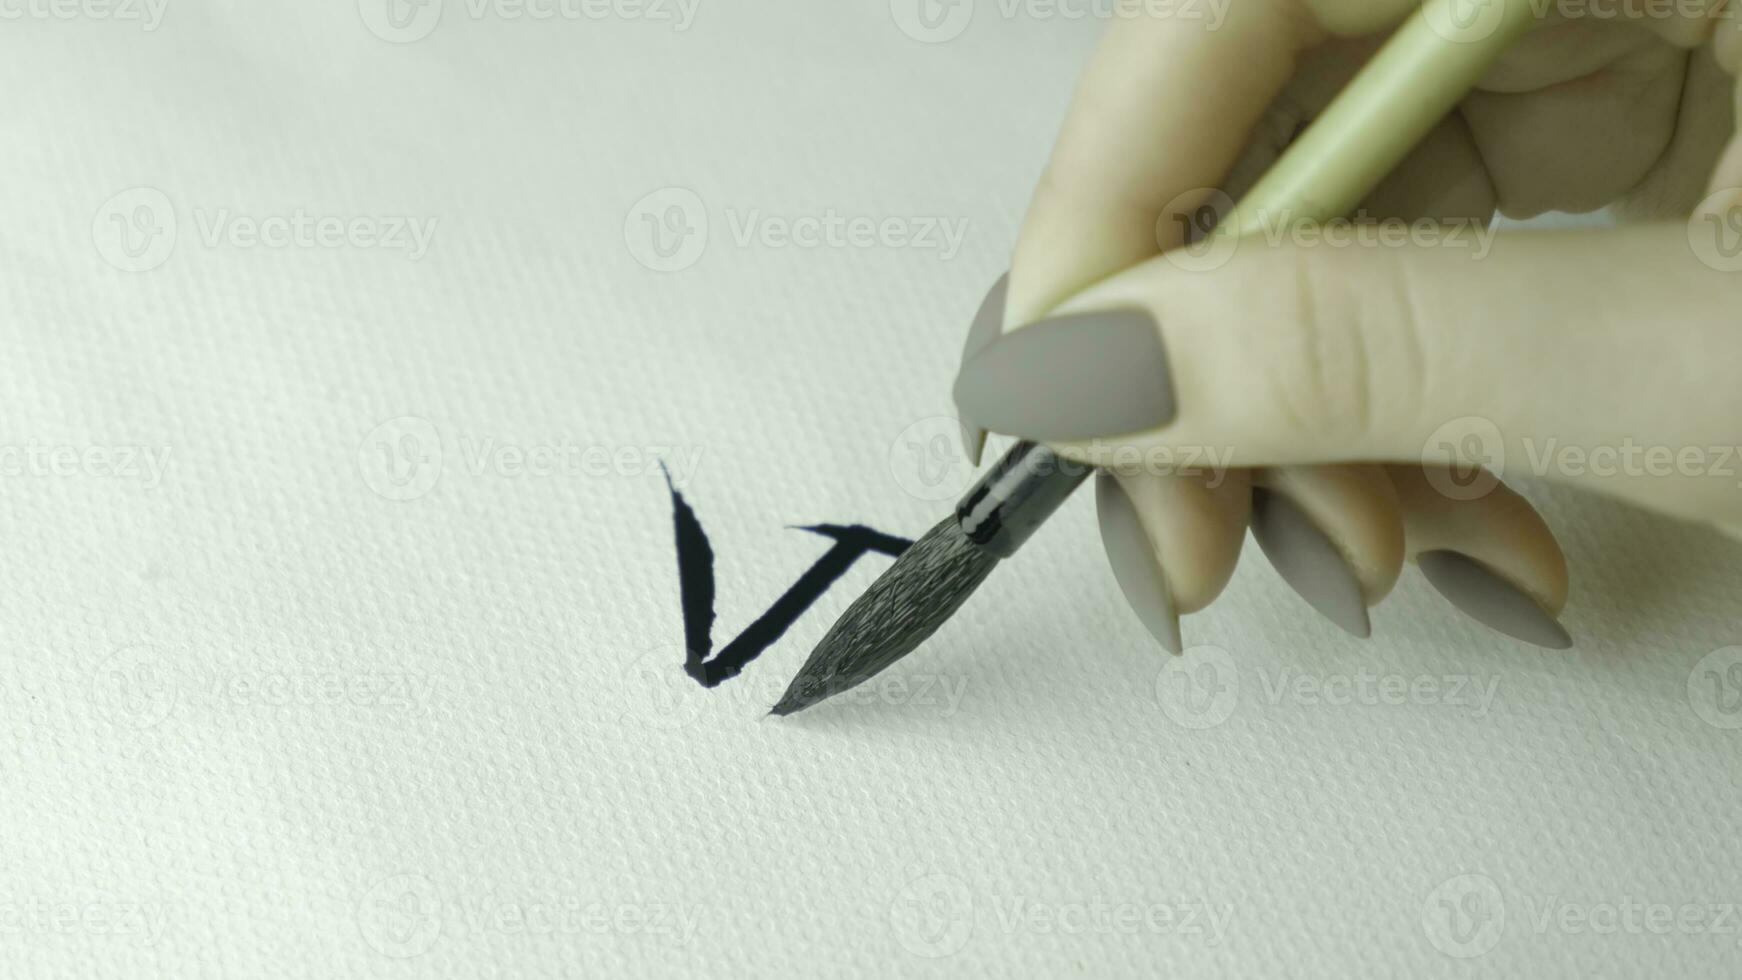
left=770, top=517, right=999, bottom=716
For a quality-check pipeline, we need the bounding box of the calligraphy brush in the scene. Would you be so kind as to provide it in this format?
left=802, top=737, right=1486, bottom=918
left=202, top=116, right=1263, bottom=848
left=772, top=0, right=1538, bottom=716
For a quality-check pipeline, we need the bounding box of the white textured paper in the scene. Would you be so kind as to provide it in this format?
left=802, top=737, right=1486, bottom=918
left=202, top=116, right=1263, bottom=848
left=4, top=3, right=1741, bottom=977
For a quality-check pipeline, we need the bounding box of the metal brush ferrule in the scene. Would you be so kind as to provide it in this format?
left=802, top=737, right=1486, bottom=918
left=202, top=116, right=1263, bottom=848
left=954, top=441, right=1092, bottom=559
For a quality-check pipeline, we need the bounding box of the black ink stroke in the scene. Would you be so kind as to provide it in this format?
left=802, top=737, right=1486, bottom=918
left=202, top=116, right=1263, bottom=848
left=663, top=468, right=912, bottom=688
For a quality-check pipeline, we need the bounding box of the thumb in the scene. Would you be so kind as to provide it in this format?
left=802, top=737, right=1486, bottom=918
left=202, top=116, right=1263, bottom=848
left=959, top=220, right=1742, bottom=528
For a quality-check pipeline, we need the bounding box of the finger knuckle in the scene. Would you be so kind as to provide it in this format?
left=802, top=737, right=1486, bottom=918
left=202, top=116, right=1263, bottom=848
left=1260, top=247, right=1420, bottom=450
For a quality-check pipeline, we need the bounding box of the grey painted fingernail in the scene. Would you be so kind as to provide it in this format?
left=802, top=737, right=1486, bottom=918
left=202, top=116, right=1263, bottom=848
left=1096, top=472, right=1182, bottom=655
left=956, top=273, right=1008, bottom=467
left=1249, top=487, right=1371, bottom=639
left=1418, top=550, right=1573, bottom=650
left=952, top=307, right=1174, bottom=441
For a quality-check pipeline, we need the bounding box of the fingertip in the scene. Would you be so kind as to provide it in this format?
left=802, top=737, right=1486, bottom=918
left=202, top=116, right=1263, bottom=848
left=1250, top=485, right=1373, bottom=640
left=1097, top=471, right=1184, bottom=655
left=955, top=272, right=1009, bottom=468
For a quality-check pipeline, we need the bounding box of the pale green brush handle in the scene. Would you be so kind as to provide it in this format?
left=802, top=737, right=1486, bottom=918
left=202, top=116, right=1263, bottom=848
left=1228, top=0, right=1536, bottom=234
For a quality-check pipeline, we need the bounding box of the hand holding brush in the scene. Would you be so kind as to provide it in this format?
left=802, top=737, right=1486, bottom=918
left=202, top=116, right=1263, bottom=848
left=775, top=0, right=1742, bottom=715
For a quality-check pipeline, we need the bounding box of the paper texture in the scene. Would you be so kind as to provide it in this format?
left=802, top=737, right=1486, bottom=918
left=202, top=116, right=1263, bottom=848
left=3, top=3, right=1740, bottom=977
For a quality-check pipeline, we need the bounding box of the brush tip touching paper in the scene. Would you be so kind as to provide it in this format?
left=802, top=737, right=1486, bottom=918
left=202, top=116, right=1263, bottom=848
left=771, top=516, right=1000, bottom=716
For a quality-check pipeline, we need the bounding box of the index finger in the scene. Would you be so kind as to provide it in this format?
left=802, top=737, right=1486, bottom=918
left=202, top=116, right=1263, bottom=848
left=1006, top=0, right=1424, bottom=328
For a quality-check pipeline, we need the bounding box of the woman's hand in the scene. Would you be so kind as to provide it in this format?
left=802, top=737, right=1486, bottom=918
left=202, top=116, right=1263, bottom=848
left=955, top=1, right=1742, bottom=649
